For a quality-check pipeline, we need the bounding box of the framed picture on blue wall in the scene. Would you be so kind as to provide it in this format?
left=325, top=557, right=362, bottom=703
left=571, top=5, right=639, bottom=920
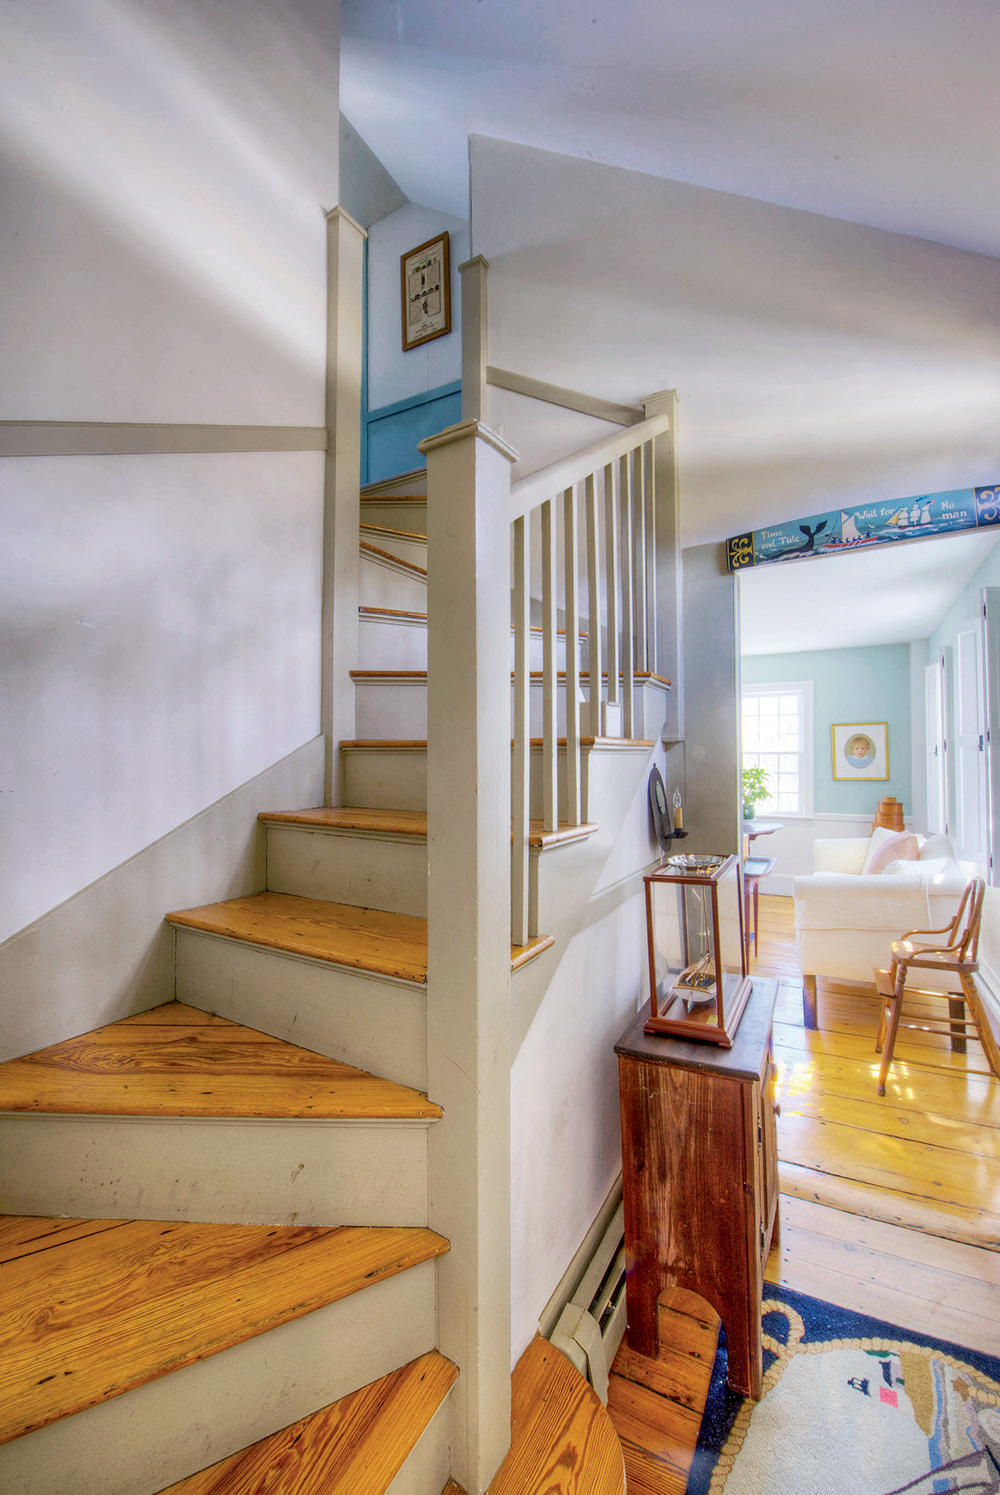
left=401, top=231, right=451, bottom=351
left=832, top=721, right=889, bottom=781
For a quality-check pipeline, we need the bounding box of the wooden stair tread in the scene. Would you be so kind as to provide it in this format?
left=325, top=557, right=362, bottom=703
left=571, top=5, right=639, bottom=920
left=167, top=892, right=553, bottom=978
left=258, top=806, right=597, bottom=850
left=167, top=894, right=429, bottom=983
left=359, top=522, right=428, bottom=542
left=0, top=1001, right=441, bottom=1119
left=360, top=494, right=426, bottom=504
left=0, top=1215, right=448, bottom=1446
left=359, top=605, right=428, bottom=622
left=360, top=541, right=427, bottom=579
left=340, top=738, right=654, bottom=750
left=488, top=1336, right=625, bottom=1495
left=156, top=1350, right=457, bottom=1494
left=260, top=806, right=429, bottom=837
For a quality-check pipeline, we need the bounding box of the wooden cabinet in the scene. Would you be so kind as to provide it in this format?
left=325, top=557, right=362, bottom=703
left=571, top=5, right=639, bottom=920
left=615, top=977, right=779, bottom=1399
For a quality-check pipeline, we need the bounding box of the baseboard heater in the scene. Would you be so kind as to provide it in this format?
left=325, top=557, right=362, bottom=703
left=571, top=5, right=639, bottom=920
left=549, top=1202, right=628, bottom=1405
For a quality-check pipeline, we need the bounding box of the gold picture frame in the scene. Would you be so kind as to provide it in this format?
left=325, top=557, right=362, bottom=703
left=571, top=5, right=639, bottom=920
left=831, top=721, right=889, bottom=781
left=400, top=231, right=451, bottom=351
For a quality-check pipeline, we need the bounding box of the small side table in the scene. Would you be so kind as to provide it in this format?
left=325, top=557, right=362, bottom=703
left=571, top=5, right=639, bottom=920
left=616, top=978, right=780, bottom=1399
left=743, top=855, right=776, bottom=964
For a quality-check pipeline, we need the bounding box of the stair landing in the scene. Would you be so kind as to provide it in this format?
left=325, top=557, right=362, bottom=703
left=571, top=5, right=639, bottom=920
left=0, top=1002, right=441, bottom=1119
left=0, top=1214, right=448, bottom=1446
left=156, top=1350, right=457, bottom=1494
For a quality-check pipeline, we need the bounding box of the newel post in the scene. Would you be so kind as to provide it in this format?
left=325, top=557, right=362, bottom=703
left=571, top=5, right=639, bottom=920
left=321, top=206, right=367, bottom=803
left=419, top=418, right=518, bottom=1493
left=643, top=388, right=681, bottom=739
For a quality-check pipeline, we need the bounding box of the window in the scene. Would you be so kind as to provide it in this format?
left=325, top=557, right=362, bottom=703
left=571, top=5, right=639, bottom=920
left=741, top=682, right=813, bottom=816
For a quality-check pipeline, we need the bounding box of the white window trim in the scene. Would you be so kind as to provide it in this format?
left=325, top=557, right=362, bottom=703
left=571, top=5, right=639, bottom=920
left=741, top=680, right=814, bottom=818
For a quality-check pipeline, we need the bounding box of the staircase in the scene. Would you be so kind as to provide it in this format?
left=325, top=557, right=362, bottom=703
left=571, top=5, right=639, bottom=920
left=0, top=463, right=646, bottom=1493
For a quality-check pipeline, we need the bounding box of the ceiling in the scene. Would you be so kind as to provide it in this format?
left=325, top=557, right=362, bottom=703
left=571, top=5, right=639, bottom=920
left=341, top=0, right=1000, bottom=261
left=739, top=529, right=1000, bottom=656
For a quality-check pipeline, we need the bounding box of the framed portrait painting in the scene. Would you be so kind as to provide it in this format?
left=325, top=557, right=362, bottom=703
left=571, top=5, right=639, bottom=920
left=831, top=722, right=889, bottom=781
left=400, top=231, right=451, bottom=351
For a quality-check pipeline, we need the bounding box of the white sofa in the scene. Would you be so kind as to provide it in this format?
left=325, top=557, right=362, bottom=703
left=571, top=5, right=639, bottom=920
left=792, top=832, right=967, bottom=1028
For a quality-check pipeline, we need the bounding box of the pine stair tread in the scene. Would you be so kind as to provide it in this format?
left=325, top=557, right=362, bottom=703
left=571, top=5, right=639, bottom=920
left=487, top=1336, right=625, bottom=1495
left=0, top=1215, right=449, bottom=1446
left=359, top=522, right=428, bottom=542
left=166, top=892, right=553, bottom=978
left=350, top=669, right=670, bottom=688
left=360, top=493, right=426, bottom=504
left=155, top=1350, right=457, bottom=1494
left=258, top=806, right=598, bottom=849
left=360, top=540, right=427, bottom=578
left=0, top=1001, right=441, bottom=1119
left=359, top=605, right=428, bottom=622
left=340, top=738, right=655, bottom=750
left=259, top=806, right=429, bottom=838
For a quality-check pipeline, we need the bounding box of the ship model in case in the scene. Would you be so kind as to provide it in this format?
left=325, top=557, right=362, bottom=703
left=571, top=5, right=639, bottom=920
left=643, top=852, right=751, bottom=1046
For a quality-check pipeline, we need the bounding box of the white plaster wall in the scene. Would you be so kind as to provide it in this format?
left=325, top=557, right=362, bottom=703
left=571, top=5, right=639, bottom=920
left=367, top=202, right=469, bottom=411
left=470, top=137, right=1000, bottom=543
left=510, top=891, right=646, bottom=1359
left=0, top=1, right=339, bottom=946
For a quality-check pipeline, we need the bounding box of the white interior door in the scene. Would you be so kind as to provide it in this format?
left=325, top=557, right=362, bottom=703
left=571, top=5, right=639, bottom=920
left=953, top=617, right=989, bottom=865
left=924, top=658, right=946, bottom=835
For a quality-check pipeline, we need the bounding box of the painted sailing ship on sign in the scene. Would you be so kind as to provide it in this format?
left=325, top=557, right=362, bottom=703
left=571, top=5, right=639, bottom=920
left=727, top=483, right=1000, bottom=570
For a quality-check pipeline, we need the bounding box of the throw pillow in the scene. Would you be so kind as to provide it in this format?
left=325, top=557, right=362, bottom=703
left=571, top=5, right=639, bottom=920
left=918, top=832, right=955, bottom=861
left=861, top=825, right=898, bottom=873
left=867, top=831, right=920, bottom=875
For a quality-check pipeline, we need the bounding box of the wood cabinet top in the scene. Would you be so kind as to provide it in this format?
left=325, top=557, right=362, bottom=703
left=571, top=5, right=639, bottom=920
left=615, top=977, right=778, bottom=1080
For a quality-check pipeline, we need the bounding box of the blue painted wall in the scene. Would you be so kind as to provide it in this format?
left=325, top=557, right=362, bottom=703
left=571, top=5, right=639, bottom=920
left=743, top=644, right=912, bottom=815
left=364, top=381, right=462, bottom=486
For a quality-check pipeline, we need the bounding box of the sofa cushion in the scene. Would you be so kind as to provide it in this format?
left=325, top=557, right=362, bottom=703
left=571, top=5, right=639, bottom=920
left=918, top=833, right=956, bottom=861
left=866, top=831, right=920, bottom=874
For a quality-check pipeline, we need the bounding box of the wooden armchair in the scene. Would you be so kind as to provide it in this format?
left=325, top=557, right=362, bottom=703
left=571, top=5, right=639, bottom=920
left=874, top=878, right=996, bottom=1095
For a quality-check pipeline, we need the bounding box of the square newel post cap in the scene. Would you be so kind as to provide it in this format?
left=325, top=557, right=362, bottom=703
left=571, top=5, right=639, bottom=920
left=323, top=204, right=368, bottom=239
left=642, top=389, right=678, bottom=418
left=418, top=419, right=519, bottom=465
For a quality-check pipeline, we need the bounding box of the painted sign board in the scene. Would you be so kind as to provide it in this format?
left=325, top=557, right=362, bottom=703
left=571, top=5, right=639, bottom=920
left=726, top=483, right=1000, bottom=572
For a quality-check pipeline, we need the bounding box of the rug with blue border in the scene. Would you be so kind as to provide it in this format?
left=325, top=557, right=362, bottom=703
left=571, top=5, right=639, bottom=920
left=687, top=1284, right=1000, bottom=1494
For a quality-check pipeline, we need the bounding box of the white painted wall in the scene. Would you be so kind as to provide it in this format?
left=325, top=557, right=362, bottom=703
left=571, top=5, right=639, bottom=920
left=469, top=136, right=1000, bottom=543
left=0, top=1, right=339, bottom=949
left=367, top=202, right=469, bottom=411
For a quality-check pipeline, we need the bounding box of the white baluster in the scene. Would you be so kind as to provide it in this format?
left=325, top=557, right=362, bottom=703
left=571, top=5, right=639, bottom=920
left=604, top=461, right=620, bottom=734
left=620, top=451, right=635, bottom=740
left=511, top=515, right=531, bottom=944
left=541, top=497, right=559, bottom=832
left=585, top=472, right=603, bottom=737
left=563, top=484, right=582, bottom=825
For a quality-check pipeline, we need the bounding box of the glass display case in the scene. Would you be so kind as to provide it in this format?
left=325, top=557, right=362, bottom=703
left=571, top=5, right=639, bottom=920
left=642, top=852, right=751, bottom=1046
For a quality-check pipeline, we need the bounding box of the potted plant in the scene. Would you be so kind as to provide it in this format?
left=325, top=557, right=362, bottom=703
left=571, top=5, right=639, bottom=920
left=742, top=765, right=770, bottom=822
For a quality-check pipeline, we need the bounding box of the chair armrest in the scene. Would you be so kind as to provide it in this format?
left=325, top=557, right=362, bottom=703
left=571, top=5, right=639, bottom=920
left=812, top=838, right=869, bottom=873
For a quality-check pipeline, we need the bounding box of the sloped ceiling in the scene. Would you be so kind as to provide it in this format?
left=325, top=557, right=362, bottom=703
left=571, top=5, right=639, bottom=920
left=341, top=0, right=1000, bottom=260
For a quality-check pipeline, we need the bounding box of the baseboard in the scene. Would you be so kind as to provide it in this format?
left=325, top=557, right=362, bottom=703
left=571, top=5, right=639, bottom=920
left=0, top=736, right=325, bottom=1060
left=537, top=1174, right=623, bottom=1342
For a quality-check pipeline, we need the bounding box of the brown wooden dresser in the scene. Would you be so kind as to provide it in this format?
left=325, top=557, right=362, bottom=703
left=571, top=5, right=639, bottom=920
left=615, top=977, right=779, bottom=1398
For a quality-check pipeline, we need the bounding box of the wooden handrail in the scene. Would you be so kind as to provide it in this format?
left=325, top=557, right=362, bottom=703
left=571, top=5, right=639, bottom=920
left=509, top=411, right=670, bottom=522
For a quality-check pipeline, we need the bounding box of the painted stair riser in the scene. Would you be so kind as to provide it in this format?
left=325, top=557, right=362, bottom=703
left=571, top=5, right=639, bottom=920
left=353, top=678, right=668, bottom=741
left=360, top=554, right=427, bottom=613
left=174, top=929, right=428, bottom=1091
left=360, top=500, right=427, bottom=529
left=266, top=824, right=428, bottom=917
left=359, top=612, right=590, bottom=674
left=0, top=1259, right=438, bottom=1495
left=0, top=1115, right=431, bottom=1228
left=359, top=530, right=428, bottom=567
left=341, top=746, right=428, bottom=812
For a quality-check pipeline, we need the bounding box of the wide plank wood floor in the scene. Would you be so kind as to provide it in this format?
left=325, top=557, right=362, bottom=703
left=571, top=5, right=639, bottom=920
left=0, top=1002, right=441, bottom=1119
left=755, top=894, right=1000, bottom=1248
left=0, top=1216, right=448, bottom=1446
left=167, top=893, right=553, bottom=979
left=156, top=1350, right=457, bottom=1494
left=605, top=893, right=1000, bottom=1492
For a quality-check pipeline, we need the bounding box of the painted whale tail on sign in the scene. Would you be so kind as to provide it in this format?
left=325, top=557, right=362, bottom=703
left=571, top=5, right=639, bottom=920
left=785, top=520, right=828, bottom=556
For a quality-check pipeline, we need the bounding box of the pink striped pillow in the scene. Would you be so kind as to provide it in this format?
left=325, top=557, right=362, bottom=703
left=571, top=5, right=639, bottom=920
left=866, top=831, right=919, bottom=875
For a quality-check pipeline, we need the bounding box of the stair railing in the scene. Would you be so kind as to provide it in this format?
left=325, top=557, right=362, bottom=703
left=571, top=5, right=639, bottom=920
left=508, top=396, right=677, bottom=944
